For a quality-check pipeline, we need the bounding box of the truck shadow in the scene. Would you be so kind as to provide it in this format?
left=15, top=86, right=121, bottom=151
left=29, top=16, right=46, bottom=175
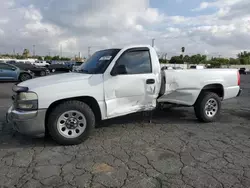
left=0, top=126, right=57, bottom=149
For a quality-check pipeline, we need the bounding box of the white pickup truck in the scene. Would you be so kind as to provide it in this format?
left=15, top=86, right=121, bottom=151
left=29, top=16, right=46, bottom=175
left=6, top=45, right=241, bottom=145
left=32, top=60, right=50, bottom=67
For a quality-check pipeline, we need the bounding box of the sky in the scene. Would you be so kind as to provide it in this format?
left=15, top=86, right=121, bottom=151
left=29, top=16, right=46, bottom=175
left=0, top=0, right=250, bottom=58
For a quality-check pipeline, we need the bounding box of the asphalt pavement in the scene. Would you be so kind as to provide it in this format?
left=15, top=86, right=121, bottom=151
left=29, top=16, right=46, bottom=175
left=0, top=75, right=249, bottom=188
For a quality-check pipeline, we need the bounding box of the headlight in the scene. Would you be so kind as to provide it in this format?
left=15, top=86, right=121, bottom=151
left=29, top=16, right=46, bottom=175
left=16, top=92, right=38, bottom=110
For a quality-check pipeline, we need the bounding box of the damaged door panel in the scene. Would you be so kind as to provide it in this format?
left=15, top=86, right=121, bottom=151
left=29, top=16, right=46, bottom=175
left=103, top=47, right=158, bottom=118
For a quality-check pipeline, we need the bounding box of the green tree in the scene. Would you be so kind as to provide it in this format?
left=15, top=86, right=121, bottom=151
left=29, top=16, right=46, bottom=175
left=44, top=56, right=52, bottom=61
left=189, top=54, right=207, bottom=64
left=237, top=51, right=250, bottom=58
left=22, top=49, right=30, bottom=58
left=229, top=58, right=240, bottom=65
left=159, top=59, right=168, bottom=64
left=211, top=57, right=229, bottom=65
left=206, top=60, right=221, bottom=68
left=237, top=51, right=250, bottom=64
left=60, top=57, right=71, bottom=61
left=239, top=57, right=249, bottom=65
left=52, top=56, right=60, bottom=60
left=183, top=55, right=190, bottom=62
left=169, top=56, right=184, bottom=64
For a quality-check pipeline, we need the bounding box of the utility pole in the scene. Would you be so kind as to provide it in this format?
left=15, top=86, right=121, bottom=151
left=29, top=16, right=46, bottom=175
left=151, top=39, right=155, bottom=47
left=88, top=46, right=91, bottom=57
left=32, top=45, right=36, bottom=56
left=60, top=44, right=62, bottom=58
left=13, top=48, right=15, bottom=56
left=165, top=53, right=167, bottom=63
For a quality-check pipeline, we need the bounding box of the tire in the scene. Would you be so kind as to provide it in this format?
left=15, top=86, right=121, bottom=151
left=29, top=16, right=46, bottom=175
left=19, top=73, right=32, bottom=82
left=40, top=70, right=46, bottom=76
left=47, top=100, right=95, bottom=145
left=194, top=92, right=221, bottom=123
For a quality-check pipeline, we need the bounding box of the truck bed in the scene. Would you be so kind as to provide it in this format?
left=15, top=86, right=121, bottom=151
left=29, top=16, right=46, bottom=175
left=157, top=69, right=240, bottom=106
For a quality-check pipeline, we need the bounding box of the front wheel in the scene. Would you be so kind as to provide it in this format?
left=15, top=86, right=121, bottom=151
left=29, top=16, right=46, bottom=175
left=19, top=73, right=32, bottom=82
left=194, top=92, right=221, bottom=122
left=40, top=70, right=46, bottom=76
left=47, top=100, right=95, bottom=145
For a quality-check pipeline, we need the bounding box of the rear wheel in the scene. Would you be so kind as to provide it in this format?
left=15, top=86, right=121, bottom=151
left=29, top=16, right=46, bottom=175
left=194, top=92, right=221, bottom=122
left=19, top=73, right=32, bottom=82
left=47, top=100, right=95, bottom=145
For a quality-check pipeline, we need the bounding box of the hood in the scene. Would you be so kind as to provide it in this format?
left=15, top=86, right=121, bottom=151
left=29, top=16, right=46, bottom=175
left=18, top=72, right=92, bottom=90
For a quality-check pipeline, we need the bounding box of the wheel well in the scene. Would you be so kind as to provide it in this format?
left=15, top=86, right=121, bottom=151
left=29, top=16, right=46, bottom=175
left=45, top=96, right=102, bottom=131
left=201, top=84, right=224, bottom=98
left=18, top=72, right=30, bottom=78
left=194, top=84, right=224, bottom=106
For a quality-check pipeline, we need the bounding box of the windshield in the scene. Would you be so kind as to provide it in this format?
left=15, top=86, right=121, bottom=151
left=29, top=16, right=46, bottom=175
left=78, top=49, right=121, bottom=74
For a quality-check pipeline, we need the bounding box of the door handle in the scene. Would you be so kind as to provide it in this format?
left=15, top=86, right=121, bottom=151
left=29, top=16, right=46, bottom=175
left=146, top=79, right=155, bottom=84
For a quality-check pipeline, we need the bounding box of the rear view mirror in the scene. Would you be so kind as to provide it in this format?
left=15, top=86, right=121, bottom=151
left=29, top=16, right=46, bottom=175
left=111, top=64, right=127, bottom=76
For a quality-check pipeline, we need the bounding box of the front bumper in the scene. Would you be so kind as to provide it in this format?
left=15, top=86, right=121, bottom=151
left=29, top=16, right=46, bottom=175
left=6, top=106, right=46, bottom=138
left=237, top=89, right=242, bottom=97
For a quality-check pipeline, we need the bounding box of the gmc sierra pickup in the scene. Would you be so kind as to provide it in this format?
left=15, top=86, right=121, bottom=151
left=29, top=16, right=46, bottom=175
left=6, top=45, right=241, bottom=145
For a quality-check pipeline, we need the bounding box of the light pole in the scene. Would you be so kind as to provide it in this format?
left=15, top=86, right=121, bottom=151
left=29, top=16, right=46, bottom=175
left=152, top=39, right=155, bottom=47
left=88, top=46, right=91, bottom=57
left=60, top=44, right=62, bottom=58
left=33, top=45, right=36, bottom=56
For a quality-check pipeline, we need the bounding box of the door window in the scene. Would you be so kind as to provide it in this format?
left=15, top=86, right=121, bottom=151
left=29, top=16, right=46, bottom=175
left=0, top=63, right=16, bottom=70
left=114, top=49, right=152, bottom=74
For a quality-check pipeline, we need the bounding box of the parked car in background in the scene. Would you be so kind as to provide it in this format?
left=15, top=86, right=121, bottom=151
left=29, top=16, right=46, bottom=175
left=161, top=66, right=173, bottom=70
left=72, top=61, right=83, bottom=72
left=7, top=61, right=50, bottom=76
left=239, top=68, right=248, bottom=75
left=190, top=65, right=204, bottom=69
left=48, top=63, right=72, bottom=73
left=33, top=61, right=50, bottom=67
left=0, top=62, right=33, bottom=82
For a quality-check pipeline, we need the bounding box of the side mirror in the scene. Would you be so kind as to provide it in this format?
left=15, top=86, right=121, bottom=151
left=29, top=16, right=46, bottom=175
left=11, top=67, right=16, bottom=71
left=111, top=64, right=127, bottom=76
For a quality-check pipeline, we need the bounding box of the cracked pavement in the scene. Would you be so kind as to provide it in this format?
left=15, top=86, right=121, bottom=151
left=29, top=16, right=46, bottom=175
left=0, top=76, right=250, bottom=188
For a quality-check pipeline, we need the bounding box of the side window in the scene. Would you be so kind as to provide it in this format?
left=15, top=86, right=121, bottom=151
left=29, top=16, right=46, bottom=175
left=115, top=50, right=152, bottom=74
left=0, top=63, right=15, bottom=70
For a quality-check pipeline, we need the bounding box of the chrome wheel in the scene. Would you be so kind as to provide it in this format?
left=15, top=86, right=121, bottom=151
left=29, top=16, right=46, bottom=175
left=205, top=98, right=218, bottom=117
left=57, top=110, right=87, bottom=138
